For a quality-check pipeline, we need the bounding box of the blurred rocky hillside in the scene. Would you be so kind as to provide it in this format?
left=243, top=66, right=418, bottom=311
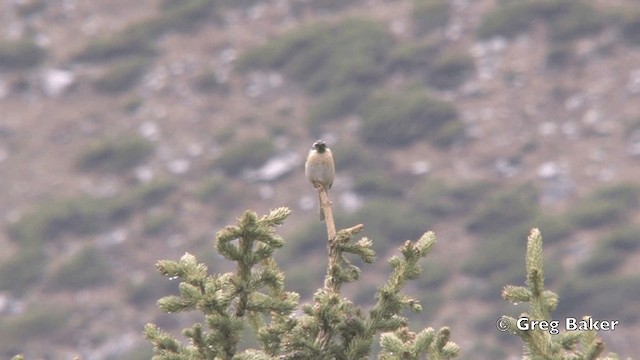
left=1, top=0, right=640, bottom=358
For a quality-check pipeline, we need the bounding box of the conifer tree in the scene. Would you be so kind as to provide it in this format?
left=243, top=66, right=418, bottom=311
left=499, top=229, right=623, bottom=360
left=144, top=204, right=459, bottom=359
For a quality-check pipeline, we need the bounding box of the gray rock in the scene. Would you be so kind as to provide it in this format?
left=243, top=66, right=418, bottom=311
left=40, top=68, right=75, bottom=97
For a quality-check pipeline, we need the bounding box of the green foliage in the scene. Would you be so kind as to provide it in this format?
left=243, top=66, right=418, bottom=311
left=557, top=274, right=640, bottom=321
left=388, top=40, right=441, bottom=73
left=145, top=208, right=458, bottom=359
left=93, top=56, right=151, bottom=93
left=15, top=0, right=46, bottom=17
left=330, top=141, right=377, bottom=171
left=466, top=183, right=539, bottom=235
left=531, top=214, right=572, bottom=245
left=621, top=10, right=640, bottom=46
left=126, top=179, right=177, bottom=210
left=414, top=180, right=492, bottom=219
left=350, top=200, right=432, bottom=254
left=500, top=229, right=620, bottom=360
left=359, top=89, right=459, bottom=147
left=50, top=246, right=113, bottom=289
left=146, top=208, right=299, bottom=358
left=194, top=176, right=229, bottom=202
left=76, top=19, right=161, bottom=62
left=0, top=248, right=46, bottom=293
left=160, top=0, right=219, bottom=31
left=9, top=197, right=118, bottom=244
left=215, top=138, right=275, bottom=176
left=238, top=18, right=393, bottom=94
left=476, top=1, right=537, bottom=39
left=8, top=180, right=174, bottom=246
left=412, top=0, right=450, bottom=35
left=307, top=85, right=369, bottom=129
left=567, top=183, right=639, bottom=228
left=461, top=229, right=526, bottom=278
left=0, top=304, right=72, bottom=347
left=192, top=69, right=229, bottom=94
left=353, top=171, right=404, bottom=197
left=127, top=274, right=177, bottom=309
left=291, top=0, right=360, bottom=12
left=388, top=43, right=474, bottom=91
left=418, top=259, right=450, bottom=289
left=122, top=96, right=144, bottom=113
left=577, top=246, right=620, bottom=277
left=76, top=0, right=217, bottom=62
left=548, top=2, right=607, bottom=43
left=546, top=43, right=573, bottom=69
left=0, top=37, right=46, bottom=69
left=144, top=212, right=175, bottom=235
left=578, top=224, right=640, bottom=276
left=2, top=180, right=175, bottom=293
left=119, top=344, right=154, bottom=360
left=600, top=224, right=640, bottom=252
left=477, top=0, right=606, bottom=42
left=427, top=51, right=475, bottom=90
left=76, top=136, right=155, bottom=173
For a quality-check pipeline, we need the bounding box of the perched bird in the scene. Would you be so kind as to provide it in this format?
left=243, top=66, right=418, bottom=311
left=305, top=140, right=335, bottom=221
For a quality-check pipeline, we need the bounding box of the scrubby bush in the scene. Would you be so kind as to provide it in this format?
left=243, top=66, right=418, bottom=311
left=387, top=40, right=441, bottom=73
left=93, top=56, right=151, bottom=93
left=567, top=183, right=639, bottom=228
left=0, top=304, right=72, bottom=347
left=192, top=69, right=228, bottom=94
left=126, top=180, right=177, bottom=210
left=578, top=224, right=640, bottom=277
left=9, top=197, right=118, bottom=244
left=348, top=199, right=432, bottom=253
left=412, top=0, right=450, bottom=35
left=238, top=18, right=393, bottom=94
left=546, top=43, right=573, bottom=69
left=466, top=183, right=539, bottom=235
left=557, top=274, right=640, bottom=321
left=76, top=19, right=161, bottom=62
left=461, top=230, right=526, bottom=278
left=414, top=180, right=491, bottom=218
left=353, top=171, right=404, bottom=197
left=7, top=179, right=175, bottom=249
left=477, top=0, right=606, bottom=42
left=50, top=246, right=113, bottom=289
left=600, top=224, right=640, bottom=252
left=359, top=89, right=459, bottom=147
left=126, top=274, right=176, bottom=309
left=578, top=246, right=621, bottom=277
left=160, top=0, right=218, bottom=31
left=621, top=10, right=640, bottom=46
left=476, top=1, right=535, bottom=40
left=77, top=0, right=218, bottom=62
left=0, top=38, right=46, bottom=69
left=15, top=0, right=46, bottom=17
left=76, top=136, right=155, bottom=173
left=307, top=85, right=369, bottom=129
left=0, top=248, right=46, bottom=293
left=531, top=214, right=572, bottom=245
left=215, top=138, right=275, bottom=176
left=143, top=212, right=175, bottom=235
left=427, top=51, right=475, bottom=90
left=194, top=176, right=229, bottom=202
left=290, top=0, right=361, bottom=13
left=548, top=2, right=607, bottom=42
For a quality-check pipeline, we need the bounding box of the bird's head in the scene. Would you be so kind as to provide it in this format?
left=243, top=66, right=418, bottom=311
left=312, top=140, right=328, bottom=153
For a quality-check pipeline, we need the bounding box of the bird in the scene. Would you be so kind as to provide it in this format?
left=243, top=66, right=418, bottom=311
left=305, top=140, right=335, bottom=221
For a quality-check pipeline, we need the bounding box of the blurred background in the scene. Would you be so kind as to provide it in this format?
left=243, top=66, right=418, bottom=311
left=1, top=0, right=640, bottom=358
